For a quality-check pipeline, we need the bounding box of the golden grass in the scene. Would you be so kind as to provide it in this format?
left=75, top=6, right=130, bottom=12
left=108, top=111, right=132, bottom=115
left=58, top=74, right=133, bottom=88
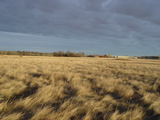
left=0, top=56, right=160, bottom=120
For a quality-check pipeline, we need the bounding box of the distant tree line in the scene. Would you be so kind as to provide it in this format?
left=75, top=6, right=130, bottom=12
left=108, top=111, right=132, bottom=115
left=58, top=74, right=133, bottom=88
left=1, top=50, right=159, bottom=59
left=138, top=56, right=160, bottom=59
left=0, top=50, right=85, bottom=57
left=52, top=51, right=85, bottom=57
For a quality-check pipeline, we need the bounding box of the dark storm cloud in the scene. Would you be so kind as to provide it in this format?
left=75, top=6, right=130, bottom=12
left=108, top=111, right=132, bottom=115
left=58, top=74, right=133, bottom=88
left=0, top=0, right=160, bottom=55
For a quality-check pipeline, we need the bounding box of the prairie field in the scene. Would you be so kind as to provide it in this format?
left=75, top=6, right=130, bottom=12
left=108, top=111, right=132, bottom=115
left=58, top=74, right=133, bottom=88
left=0, top=56, right=160, bottom=120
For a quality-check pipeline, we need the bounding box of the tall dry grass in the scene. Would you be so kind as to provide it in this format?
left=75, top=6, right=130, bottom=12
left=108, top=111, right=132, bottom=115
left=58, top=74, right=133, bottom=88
left=0, top=56, right=160, bottom=120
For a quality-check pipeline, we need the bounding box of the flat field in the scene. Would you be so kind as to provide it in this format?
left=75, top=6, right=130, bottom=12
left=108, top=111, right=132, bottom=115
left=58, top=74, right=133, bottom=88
left=0, top=56, right=160, bottom=120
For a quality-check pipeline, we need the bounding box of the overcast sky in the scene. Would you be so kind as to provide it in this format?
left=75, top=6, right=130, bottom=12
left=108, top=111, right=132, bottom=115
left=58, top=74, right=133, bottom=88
left=0, top=0, right=160, bottom=56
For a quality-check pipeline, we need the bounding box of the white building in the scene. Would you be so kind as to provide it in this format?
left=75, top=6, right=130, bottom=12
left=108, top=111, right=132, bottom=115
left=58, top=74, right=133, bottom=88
left=114, top=56, right=138, bottom=59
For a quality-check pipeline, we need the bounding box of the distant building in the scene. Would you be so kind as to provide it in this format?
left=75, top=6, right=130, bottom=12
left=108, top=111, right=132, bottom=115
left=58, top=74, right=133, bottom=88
left=114, top=56, right=138, bottom=59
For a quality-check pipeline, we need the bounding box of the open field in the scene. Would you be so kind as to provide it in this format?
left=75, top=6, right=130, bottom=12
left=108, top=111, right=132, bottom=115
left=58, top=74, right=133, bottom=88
left=0, top=56, right=160, bottom=120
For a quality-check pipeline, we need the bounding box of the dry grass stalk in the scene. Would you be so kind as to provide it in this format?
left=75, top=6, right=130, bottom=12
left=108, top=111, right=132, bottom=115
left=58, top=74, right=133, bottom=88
left=0, top=56, right=160, bottom=120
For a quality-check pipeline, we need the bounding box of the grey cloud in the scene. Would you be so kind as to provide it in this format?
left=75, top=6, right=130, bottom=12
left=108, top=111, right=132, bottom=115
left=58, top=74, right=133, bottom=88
left=0, top=0, right=159, bottom=38
left=110, top=14, right=160, bottom=38
left=79, top=0, right=106, bottom=12
left=105, top=0, right=160, bottom=25
left=0, top=0, right=159, bottom=55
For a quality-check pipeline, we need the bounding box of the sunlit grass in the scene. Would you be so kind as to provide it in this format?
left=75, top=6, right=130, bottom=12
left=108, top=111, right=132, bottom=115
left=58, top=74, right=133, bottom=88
left=0, top=56, right=160, bottom=120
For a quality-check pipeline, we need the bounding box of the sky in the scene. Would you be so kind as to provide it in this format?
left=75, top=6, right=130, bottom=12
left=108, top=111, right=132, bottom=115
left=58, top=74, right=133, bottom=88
left=0, top=0, right=160, bottom=56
